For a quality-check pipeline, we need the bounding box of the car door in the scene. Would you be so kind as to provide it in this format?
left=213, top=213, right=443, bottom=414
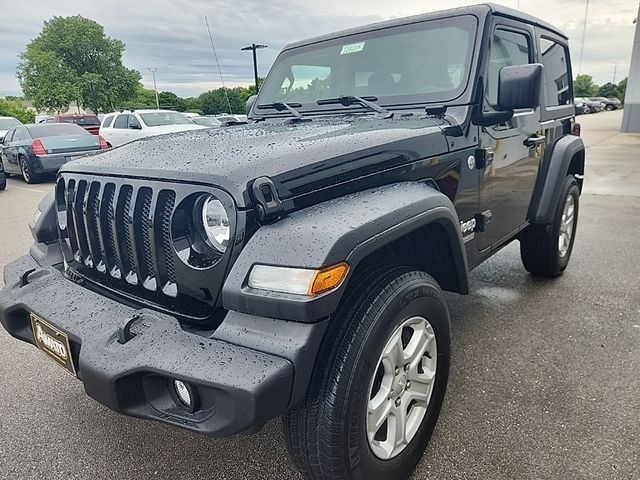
left=0, top=128, right=16, bottom=172
left=478, top=22, right=544, bottom=251
left=127, top=114, right=145, bottom=141
left=4, top=127, right=30, bottom=173
left=109, top=114, right=130, bottom=146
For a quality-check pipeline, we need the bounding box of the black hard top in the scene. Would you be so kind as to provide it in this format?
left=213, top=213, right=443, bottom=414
left=283, top=3, right=567, bottom=51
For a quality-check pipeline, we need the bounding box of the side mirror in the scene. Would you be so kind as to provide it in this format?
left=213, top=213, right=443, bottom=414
left=497, top=63, right=543, bottom=110
left=129, top=123, right=142, bottom=130
left=246, top=95, right=257, bottom=115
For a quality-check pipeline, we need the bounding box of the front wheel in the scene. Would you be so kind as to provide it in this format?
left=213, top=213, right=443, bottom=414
left=520, top=175, right=580, bottom=277
left=283, top=266, right=451, bottom=480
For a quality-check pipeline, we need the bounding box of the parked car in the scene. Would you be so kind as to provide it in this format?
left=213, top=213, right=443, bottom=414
left=607, top=97, right=623, bottom=109
left=99, top=109, right=207, bottom=147
left=0, top=116, right=22, bottom=143
left=0, top=157, right=5, bottom=191
left=40, top=114, right=102, bottom=135
left=574, top=97, right=589, bottom=115
left=0, top=123, right=107, bottom=183
left=575, top=97, right=601, bottom=113
left=215, top=114, right=248, bottom=124
left=191, top=116, right=222, bottom=127
left=588, top=97, right=619, bottom=111
left=0, top=5, right=585, bottom=480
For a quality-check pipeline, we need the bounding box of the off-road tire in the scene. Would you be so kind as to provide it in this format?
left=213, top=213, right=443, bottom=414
left=283, top=265, right=451, bottom=480
left=520, top=175, right=579, bottom=277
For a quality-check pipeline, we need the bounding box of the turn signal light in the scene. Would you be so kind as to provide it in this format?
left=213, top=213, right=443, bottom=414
left=308, top=263, right=349, bottom=296
left=248, top=262, right=349, bottom=296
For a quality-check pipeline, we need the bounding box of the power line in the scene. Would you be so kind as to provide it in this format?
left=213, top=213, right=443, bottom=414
left=204, top=16, right=232, bottom=113
left=578, top=0, right=590, bottom=75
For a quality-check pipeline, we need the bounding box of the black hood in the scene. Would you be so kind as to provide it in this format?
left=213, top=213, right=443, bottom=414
left=64, top=115, right=450, bottom=208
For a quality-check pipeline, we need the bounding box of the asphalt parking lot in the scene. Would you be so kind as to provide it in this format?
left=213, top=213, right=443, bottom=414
left=0, top=110, right=638, bottom=480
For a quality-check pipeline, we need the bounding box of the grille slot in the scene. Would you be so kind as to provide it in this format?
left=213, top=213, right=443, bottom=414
left=60, top=178, right=179, bottom=298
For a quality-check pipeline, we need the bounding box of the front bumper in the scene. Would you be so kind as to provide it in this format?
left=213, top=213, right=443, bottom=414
left=0, top=254, right=322, bottom=437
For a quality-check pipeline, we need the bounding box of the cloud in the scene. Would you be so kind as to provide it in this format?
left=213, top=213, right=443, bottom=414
left=0, top=0, right=636, bottom=97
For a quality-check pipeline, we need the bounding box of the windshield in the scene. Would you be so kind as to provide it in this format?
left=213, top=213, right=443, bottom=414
left=60, top=115, right=100, bottom=126
left=27, top=124, right=89, bottom=137
left=139, top=112, right=193, bottom=127
left=192, top=117, right=222, bottom=127
left=258, top=15, right=477, bottom=112
left=0, top=118, right=21, bottom=130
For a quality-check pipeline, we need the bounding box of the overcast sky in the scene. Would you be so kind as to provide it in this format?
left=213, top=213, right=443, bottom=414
left=0, top=0, right=637, bottom=98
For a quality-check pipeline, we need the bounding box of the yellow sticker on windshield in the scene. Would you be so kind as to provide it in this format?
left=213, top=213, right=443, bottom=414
left=340, top=42, right=365, bottom=55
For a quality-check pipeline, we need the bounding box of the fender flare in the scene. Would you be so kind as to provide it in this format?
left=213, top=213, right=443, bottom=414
left=222, top=182, right=468, bottom=322
left=529, top=135, right=585, bottom=225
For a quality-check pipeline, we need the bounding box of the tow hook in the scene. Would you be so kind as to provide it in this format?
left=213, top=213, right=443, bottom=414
left=117, top=314, right=141, bottom=344
left=19, top=268, right=36, bottom=287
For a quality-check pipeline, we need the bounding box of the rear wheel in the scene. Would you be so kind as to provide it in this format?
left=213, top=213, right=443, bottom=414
left=283, top=266, right=451, bottom=480
left=0, top=174, right=5, bottom=191
left=20, top=156, right=40, bottom=184
left=520, top=175, right=579, bottom=277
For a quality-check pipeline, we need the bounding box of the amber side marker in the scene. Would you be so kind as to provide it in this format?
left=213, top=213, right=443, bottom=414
left=308, top=262, right=349, bottom=296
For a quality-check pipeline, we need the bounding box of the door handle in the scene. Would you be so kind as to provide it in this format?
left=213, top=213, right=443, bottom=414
left=524, top=135, right=546, bottom=147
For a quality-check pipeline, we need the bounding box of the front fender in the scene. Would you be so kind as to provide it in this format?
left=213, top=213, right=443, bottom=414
left=222, top=182, right=468, bottom=322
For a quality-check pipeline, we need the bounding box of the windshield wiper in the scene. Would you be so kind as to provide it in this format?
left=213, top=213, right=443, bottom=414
left=316, top=96, right=392, bottom=118
left=257, top=102, right=306, bottom=120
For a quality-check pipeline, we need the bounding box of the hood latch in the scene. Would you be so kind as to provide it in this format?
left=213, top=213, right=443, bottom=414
left=251, top=176, right=284, bottom=223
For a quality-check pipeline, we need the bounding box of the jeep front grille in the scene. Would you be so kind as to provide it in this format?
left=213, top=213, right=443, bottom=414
left=55, top=173, right=232, bottom=320
left=61, top=177, right=177, bottom=295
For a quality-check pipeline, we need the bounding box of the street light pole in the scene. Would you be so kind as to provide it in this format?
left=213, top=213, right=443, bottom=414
left=241, top=44, right=267, bottom=94
left=148, top=67, right=160, bottom=109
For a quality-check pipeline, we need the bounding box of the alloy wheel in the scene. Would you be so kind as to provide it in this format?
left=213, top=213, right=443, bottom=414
left=366, top=316, right=437, bottom=460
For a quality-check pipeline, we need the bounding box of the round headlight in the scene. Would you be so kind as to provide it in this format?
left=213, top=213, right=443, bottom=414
left=202, top=196, right=230, bottom=253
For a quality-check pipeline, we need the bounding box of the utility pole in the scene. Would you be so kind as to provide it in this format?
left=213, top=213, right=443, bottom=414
left=613, top=64, right=618, bottom=84
left=148, top=67, right=160, bottom=109
left=578, top=0, right=590, bottom=75
left=241, top=44, right=268, bottom=94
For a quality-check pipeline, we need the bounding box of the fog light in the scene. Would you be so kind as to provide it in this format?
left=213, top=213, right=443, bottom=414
left=174, top=380, right=193, bottom=408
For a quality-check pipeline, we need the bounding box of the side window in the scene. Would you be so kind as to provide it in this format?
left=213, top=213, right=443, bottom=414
left=4, top=129, right=15, bottom=143
left=45, top=118, right=56, bottom=123
left=102, top=116, right=114, bottom=128
left=487, top=29, right=531, bottom=105
left=539, top=37, right=571, bottom=106
left=113, top=114, right=128, bottom=129
left=128, top=115, right=141, bottom=129
left=12, top=128, right=26, bottom=142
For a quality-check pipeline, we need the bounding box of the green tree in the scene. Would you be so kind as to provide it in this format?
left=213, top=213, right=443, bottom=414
left=574, top=74, right=598, bottom=97
left=158, top=91, right=188, bottom=111
left=17, top=15, right=140, bottom=113
left=617, top=77, right=628, bottom=102
left=598, top=82, right=622, bottom=100
left=199, top=87, right=250, bottom=115
left=127, top=85, right=158, bottom=108
left=0, top=98, right=35, bottom=123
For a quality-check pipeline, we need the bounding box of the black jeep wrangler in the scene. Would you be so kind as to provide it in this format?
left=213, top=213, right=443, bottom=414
left=0, top=4, right=584, bottom=480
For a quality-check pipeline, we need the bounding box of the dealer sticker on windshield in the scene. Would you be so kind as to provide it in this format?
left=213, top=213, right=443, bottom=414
left=340, top=42, right=365, bottom=55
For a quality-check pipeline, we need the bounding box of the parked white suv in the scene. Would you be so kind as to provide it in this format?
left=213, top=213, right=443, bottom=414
left=99, top=109, right=206, bottom=147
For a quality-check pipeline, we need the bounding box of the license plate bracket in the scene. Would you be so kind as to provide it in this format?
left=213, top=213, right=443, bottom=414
left=30, top=313, right=77, bottom=376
